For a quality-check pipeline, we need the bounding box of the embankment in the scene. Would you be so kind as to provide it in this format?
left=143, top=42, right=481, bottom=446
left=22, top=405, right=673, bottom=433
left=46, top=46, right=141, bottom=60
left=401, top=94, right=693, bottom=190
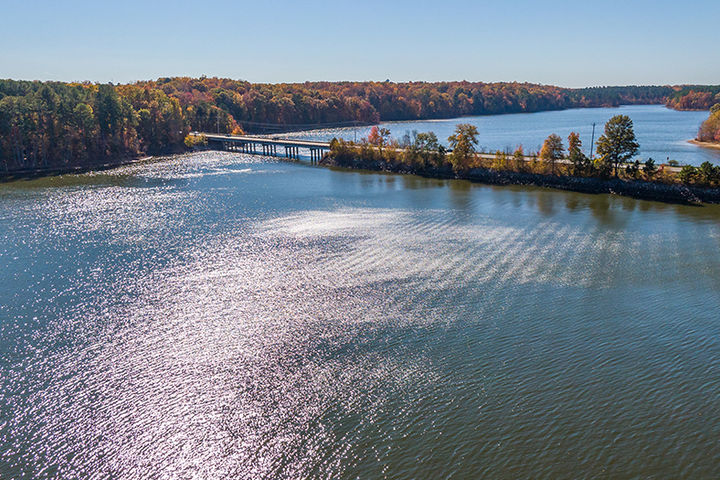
left=321, top=156, right=720, bottom=205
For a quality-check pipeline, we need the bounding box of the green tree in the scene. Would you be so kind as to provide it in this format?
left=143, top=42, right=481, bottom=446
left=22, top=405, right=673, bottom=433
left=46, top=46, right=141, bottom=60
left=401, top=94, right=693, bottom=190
left=697, top=161, right=719, bottom=185
left=567, top=132, right=588, bottom=176
left=539, top=133, right=564, bottom=175
left=414, top=131, right=442, bottom=167
left=643, top=158, right=657, bottom=179
left=447, top=123, right=479, bottom=172
left=626, top=159, right=641, bottom=179
left=677, top=165, right=697, bottom=184
left=595, top=115, right=639, bottom=177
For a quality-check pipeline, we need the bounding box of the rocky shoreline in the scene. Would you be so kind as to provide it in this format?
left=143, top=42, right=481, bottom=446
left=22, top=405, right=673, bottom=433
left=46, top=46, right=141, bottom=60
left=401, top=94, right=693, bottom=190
left=321, top=156, right=720, bottom=205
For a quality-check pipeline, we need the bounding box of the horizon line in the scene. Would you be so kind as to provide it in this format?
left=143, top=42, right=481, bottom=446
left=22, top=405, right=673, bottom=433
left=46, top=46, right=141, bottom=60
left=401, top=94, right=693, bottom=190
left=2, top=76, right=717, bottom=90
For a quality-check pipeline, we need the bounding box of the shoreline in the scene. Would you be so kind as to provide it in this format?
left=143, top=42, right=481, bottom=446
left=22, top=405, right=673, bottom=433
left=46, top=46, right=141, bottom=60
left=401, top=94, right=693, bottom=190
left=320, top=155, right=720, bottom=205
left=5, top=150, right=719, bottom=205
left=689, top=139, right=720, bottom=151
left=0, top=156, right=154, bottom=182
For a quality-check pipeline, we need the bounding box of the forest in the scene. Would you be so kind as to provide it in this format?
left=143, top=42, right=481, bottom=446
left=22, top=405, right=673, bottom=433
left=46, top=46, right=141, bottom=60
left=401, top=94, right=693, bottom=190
left=0, top=77, right=717, bottom=173
left=666, top=86, right=720, bottom=110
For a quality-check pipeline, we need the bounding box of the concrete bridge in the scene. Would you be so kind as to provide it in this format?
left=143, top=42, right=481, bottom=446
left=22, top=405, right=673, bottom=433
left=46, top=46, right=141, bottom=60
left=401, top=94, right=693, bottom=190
left=197, top=133, right=330, bottom=163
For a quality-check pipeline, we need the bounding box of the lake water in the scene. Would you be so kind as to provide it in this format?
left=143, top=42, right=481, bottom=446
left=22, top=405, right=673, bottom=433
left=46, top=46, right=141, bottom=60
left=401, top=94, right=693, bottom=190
left=280, top=105, right=720, bottom=166
left=1, top=152, right=719, bottom=478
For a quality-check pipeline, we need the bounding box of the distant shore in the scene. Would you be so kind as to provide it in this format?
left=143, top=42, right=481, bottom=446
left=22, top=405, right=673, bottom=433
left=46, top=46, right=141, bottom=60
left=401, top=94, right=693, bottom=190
left=689, top=139, right=720, bottom=150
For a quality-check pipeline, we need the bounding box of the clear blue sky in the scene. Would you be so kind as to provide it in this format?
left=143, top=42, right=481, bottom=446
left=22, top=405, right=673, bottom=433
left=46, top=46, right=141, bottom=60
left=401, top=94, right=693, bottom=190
left=2, top=0, right=718, bottom=87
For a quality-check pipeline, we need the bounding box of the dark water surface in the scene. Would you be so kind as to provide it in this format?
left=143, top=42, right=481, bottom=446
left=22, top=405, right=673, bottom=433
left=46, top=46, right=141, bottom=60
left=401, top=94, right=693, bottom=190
left=1, top=152, right=719, bottom=478
left=281, top=105, right=720, bottom=166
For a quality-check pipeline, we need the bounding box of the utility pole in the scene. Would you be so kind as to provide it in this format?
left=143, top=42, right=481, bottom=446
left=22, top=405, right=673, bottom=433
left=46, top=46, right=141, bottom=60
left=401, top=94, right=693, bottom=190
left=216, top=112, right=220, bottom=134
left=589, top=122, right=596, bottom=161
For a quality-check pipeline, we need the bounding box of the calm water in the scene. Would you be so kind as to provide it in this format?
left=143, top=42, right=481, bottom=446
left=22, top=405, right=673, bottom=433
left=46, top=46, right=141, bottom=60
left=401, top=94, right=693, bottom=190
left=1, top=152, right=720, bottom=478
left=281, top=105, right=720, bottom=166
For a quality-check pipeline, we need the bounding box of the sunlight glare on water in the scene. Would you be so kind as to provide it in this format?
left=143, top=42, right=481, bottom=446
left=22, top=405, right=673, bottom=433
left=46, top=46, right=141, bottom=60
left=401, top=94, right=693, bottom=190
left=1, top=151, right=719, bottom=478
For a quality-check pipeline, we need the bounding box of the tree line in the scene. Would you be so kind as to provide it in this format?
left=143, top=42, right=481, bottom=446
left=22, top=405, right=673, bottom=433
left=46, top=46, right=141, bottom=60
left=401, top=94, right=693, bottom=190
left=666, top=86, right=720, bottom=110
left=1, top=77, right=717, bottom=173
left=328, top=115, right=720, bottom=188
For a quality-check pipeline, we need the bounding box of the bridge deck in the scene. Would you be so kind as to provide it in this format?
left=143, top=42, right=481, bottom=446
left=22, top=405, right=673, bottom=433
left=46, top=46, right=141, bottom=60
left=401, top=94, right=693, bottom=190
left=199, top=133, right=330, bottom=148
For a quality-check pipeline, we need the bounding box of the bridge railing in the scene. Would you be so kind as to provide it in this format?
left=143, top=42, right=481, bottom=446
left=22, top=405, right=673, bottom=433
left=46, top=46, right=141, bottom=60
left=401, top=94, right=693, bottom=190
left=235, top=120, right=369, bottom=134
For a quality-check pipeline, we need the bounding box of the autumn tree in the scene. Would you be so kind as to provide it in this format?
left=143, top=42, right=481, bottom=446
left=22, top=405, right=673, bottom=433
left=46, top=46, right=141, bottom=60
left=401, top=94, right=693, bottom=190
left=698, top=105, right=720, bottom=143
left=567, top=132, right=588, bottom=175
left=512, top=146, right=525, bottom=171
left=368, top=126, right=391, bottom=154
left=595, top=115, right=640, bottom=177
left=0, top=78, right=688, bottom=174
left=539, top=133, right=564, bottom=175
left=447, top=123, right=479, bottom=172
